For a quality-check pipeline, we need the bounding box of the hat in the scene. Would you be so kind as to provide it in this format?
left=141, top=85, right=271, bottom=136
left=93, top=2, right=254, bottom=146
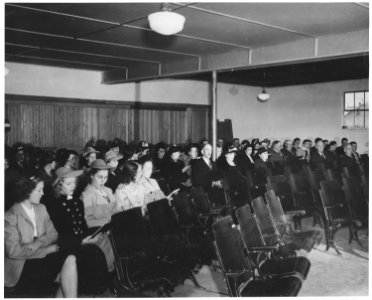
left=168, top=145, right=181, bottom=155
left=242, top=142, right=252, bottom=151
left=53, top=167, right=83, bottom=186
left=83, top=147, right=100, bottom=157
left=225, top=145, right=239, bottom=154
left=257, top=147, right=269, bottom=155
left=138, top=141, right=149, bottom=150
left=262, top=138, right=270, bottom=144
left=91, top=159, right=110, bottom=170
left=104, top=150, right=123, bottom=162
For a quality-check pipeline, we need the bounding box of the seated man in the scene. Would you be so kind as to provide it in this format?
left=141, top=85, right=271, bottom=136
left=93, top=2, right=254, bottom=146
left=350, top=141, right=361, bottom=164
left=309, top=139, right=331, bottom=170
left=253, top=148, right=270, bottom=196
left=336, top=137, right=348, bottom=156
left=191, top=143, right=224, bottom=206
left=339, top=143, right=359, bottom=176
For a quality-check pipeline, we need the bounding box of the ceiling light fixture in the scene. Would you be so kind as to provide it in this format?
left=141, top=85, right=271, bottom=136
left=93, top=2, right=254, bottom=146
left=257, top=87, right=270, bottom=102
left=257, top=71, right=270, bottom=102
left=148, top=3, right=186, bottom=35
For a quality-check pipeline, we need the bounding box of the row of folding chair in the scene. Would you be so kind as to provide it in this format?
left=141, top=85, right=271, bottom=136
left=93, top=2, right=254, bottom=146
left=212, top=215, right=309, bottom=297
left=109, top=198, right=202, bottom=296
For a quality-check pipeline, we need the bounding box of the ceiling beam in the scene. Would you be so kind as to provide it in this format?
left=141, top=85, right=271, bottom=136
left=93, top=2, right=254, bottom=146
left=101, top=52, right=368, bottom=84
left=174, top=3, right=315, bottom=38
left=6, top=3, right=251, bottom=51
left=6, top=27, right=201, bottom=59
left=6, top=42, right=161, bottom=65
left=7, top=53, right=128, bottom=70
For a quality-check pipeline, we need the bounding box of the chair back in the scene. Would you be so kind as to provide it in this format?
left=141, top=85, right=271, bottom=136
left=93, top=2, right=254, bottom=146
left=173, top=191, right=198, bottom=226
left=288, top=172, right=311, bottom=193
left=319, top=180, right=350, bottom=220
left=111, top=207, right=149, bottom=239
left=212, top=216, right=253, bottom=296
left=147, top=198, right=179, bottom=236
left=235, top=204, right=265, bottom=247
left=251, top=196, right=280, bottom=245
left=342, top=176, right=368, bottom=217
left=265, top=190, right=287, bottom=226
left=267, top=174, right=294, bottom=210
left=191, top=187, right=212, bottom=214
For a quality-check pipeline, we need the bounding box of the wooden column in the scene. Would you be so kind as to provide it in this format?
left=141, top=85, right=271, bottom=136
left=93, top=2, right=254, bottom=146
left=212, top=70, right=217, bottom=161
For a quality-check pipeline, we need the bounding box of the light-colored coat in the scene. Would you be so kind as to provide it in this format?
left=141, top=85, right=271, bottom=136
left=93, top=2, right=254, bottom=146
left=4, top=203, right=58, bottom=287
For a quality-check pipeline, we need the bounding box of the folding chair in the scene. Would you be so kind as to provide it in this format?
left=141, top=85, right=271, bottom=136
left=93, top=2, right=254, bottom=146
left=212, top=216, right=303, bottom=297
left=288, top=171, right=324, bottom=227
left=172, top=191, right=215, bottom=265
left=319, top=180, right=361, bottom=254
left=110, top=208, right=173, bottom=296
left=235, top=204, right=311, bottom=280
left=147, top=199, right=200, bottom=288
left=265, top=190, right=323, bottom=252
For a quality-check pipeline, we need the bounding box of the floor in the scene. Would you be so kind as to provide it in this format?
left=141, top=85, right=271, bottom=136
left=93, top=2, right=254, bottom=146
left=91, top=219, right=369, bottom=297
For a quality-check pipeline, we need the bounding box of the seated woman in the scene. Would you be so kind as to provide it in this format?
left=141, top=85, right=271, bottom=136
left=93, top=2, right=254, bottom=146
left=5, top=176, right=78, bottom=297
left=80, top=159, right=116, bottom=273
left=163, top=145, right=190, bottom=190
left=138, top=157, right=173, bottom=205
left=81, top=147, right=100, bottom=173
left=114, top=160, right=146, bottom=214
left=46, top=166, right=110, bottom=293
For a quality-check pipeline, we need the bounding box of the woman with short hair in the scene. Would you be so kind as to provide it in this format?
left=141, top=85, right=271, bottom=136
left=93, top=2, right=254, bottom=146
left=5, top=176, right=78, bottom=297
left=114, top=160, right=146, bottom=214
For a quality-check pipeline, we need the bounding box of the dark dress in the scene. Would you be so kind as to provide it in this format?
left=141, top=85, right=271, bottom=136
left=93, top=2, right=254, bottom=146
left=235, top=152, right=255, bottom=174
left=223, top=164, right=250, bottom=208
left=163, top=158, right=189, bottom=191
left=45, top=194, right=109, bottom=293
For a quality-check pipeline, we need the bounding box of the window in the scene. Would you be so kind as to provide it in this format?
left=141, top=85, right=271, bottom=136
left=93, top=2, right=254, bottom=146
left=343, top=91, right=369, bottom=129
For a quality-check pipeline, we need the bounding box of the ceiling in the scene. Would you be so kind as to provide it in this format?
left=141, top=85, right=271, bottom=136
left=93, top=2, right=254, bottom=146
left=5, top=2, right=369, bottom=85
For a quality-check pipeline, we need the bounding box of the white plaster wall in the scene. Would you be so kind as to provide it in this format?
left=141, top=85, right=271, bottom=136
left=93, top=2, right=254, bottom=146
left=4, top=62, right=210, bottom=105
left=217, top=79, right=369, bottom=153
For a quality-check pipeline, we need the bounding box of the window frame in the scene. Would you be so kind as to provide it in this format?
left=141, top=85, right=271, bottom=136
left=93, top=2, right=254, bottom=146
left=342, top=90, right=369, bottom=130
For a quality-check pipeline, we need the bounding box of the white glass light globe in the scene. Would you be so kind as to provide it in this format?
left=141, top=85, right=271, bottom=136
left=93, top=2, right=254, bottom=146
left=148, top=11, right=185, bottom=35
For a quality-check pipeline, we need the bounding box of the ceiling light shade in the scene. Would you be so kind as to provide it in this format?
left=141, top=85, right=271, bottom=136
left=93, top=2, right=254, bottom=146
left=257, top=88, right=270, bottom=102
left=148, top=11, right=185, bottom=35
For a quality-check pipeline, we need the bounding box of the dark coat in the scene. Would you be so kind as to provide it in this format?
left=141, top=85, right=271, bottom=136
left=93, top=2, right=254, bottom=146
left=235, top=152, right=255, bottom=174
left=254, top=157, right=269, bottom=186
left=309, top=151, right=331, bottom=170
left=105, top=171, right=123, bottom=193
left=163, top=158, right=188, bottom=190
left=191, top=157, right=222, bottom=190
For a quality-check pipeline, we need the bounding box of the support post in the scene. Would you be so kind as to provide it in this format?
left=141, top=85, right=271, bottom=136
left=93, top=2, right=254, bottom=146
left=212, top=70, right=217, bottom=161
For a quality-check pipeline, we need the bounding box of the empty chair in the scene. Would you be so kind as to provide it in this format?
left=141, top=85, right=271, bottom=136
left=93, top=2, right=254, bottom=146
left=265, top=190, right=323, bottom=252
left=235, top=204, right=311, bottom=280
left=212, top=216, right=303, bottom=297
left=267, top=174, right=295, bottom=212
left=319, top=180, right=361, bottom=254
left=288, top=172, right=323, bottom=223
left=110, top=208, right=173, bottom=295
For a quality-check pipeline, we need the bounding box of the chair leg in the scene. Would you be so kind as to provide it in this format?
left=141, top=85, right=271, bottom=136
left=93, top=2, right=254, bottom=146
left=329, top=226, right=342, bottom=255
left=350, top=223, right=363, bottom=247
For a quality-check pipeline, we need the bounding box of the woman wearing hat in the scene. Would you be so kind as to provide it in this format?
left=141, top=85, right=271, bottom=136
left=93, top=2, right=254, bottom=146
left=81, top=147, right=100, bottom=173
left=45, top=166, right=111, bottom=294
left=163, top=145, right=190, bottom=191
left=5, top=176, right=78, bottom=297
left=80, top=159, right=116, bottom=273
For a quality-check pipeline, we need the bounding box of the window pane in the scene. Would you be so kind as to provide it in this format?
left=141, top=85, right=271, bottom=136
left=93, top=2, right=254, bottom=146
left=355, top=92, right=365, bottom=110
left=345, top=93, right=354, bottom=110
left=365, top=111, right=369, bottom=128
left=343, top=111, right=355, bottom=128
left=355, top=111, right=364, bottom=128
left=365, top=92, right=369, bottom=109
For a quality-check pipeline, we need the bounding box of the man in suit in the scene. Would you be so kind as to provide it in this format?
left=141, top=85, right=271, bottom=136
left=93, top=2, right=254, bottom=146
left=254, top=148, right=270, bottom=188
left=339, top=143, right=359, bottom=176
left=309, top=139, right=330, bottom=170
left=350, top=141, right=361, bottom=164
left=336, top=137, right=348, bottom=156
left=191, top=143, right=224, bottom=205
